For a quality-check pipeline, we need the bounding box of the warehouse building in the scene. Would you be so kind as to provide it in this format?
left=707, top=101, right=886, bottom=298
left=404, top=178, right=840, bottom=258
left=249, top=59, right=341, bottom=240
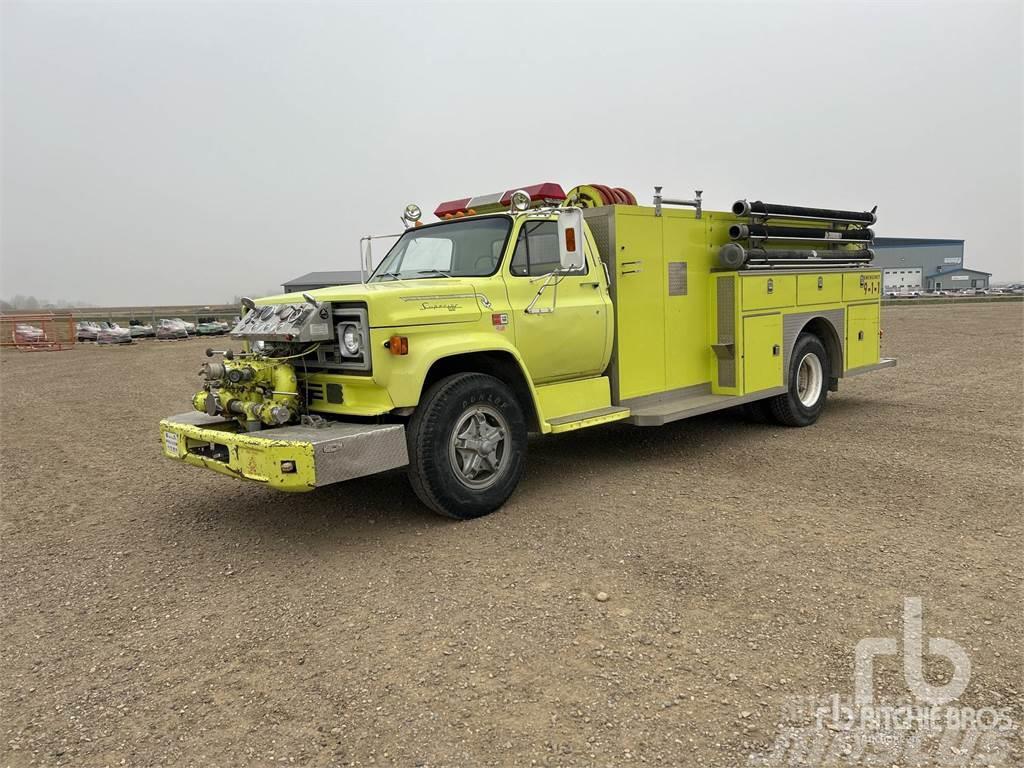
left=873, top=237, right=990, bottom=291
left=922, top=267, right=991, bottom=291
left=282, top=270, right=363, bottom=293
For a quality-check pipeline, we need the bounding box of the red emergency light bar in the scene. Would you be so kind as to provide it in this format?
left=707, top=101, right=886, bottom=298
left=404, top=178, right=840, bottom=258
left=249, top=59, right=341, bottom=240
left=433, top=182, right=566, bottom=219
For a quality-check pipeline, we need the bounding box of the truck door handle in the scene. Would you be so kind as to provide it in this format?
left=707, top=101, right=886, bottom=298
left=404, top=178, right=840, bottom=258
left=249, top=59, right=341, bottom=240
left=580, top=282, right=600, bottom=288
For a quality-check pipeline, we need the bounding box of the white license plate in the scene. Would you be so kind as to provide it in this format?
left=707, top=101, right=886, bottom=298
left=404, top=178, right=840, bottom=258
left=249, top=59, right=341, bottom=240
left=163, top=431, right=180, bottom=456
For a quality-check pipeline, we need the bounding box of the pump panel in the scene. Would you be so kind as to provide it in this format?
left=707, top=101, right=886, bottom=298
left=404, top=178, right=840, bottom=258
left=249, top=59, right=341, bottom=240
left=232, top=302, right=335, bottom=343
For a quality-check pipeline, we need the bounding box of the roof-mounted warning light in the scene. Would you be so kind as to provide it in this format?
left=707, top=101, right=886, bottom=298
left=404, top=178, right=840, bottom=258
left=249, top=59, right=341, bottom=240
left=433, top=182, right=566, bottom=219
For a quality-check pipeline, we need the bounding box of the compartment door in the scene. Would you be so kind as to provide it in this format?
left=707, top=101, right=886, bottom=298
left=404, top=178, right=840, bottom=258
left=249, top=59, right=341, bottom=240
left=613, top=213, right=666, bottom=400
left=742, top=313, right=783, bottom=394
left=846, top=303, right=880, bottom=370
left=742, top=275, right=796, bottom=310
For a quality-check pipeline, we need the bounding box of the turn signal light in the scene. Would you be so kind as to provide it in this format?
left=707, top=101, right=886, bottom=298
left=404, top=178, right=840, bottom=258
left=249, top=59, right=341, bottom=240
left=388, top=335, right=409, bottom=355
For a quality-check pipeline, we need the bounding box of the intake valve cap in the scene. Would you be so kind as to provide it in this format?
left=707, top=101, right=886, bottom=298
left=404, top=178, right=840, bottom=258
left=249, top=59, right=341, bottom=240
left=200, top=361, right=226, bottom=380
left=718, top=243, right=748, bottom=270
left=226, top=367, right=254, bottom=384
left=255, top=404, right=291, bottom=425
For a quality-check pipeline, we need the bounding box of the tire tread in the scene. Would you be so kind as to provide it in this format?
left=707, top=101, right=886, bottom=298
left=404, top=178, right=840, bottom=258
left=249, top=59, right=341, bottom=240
left=406, top=372, right=526, bottom=519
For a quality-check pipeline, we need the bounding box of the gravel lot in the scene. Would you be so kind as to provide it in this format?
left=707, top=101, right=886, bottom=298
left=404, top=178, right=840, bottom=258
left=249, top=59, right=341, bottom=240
left=2, top=303, right=1021, bottom=767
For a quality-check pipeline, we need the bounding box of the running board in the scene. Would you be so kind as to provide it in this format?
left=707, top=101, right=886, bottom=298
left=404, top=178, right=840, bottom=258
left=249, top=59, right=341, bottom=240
left=546, top=406, right=631, bottom=433
left=626, top=387, right=787, bottom=427
left=844, top=358, right=897, bottom=378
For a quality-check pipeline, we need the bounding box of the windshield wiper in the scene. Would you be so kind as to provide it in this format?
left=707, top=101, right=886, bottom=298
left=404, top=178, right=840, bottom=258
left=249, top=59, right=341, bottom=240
left=417, top=269, right=452, bottom=278
left=376, top=271, right=405, bottom=282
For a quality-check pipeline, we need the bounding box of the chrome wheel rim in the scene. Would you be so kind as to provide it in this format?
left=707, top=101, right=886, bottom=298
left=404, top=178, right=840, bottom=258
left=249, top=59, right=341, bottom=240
left=448, top=405, right=509, bottom=490
left=797, top=352, right=824, bottom=407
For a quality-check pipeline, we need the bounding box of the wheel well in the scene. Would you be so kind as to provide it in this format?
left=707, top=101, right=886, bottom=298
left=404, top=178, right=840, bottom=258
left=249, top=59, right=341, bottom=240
left=421, top=351, right=539, bottom=431
left=801, top=317, right=843, bottom=383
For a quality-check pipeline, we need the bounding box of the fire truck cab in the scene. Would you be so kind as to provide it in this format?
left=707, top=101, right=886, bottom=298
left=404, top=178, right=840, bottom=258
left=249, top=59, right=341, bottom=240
left=160, top=182, right=895, bottom=519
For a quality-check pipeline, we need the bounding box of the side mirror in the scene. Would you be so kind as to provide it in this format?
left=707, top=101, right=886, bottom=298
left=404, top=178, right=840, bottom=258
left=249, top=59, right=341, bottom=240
left=558, top=209, right=585, bottom=271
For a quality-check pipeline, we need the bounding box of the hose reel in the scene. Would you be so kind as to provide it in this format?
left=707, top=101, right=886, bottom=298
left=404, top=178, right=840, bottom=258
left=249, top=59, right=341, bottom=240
left=565, top=184, right=638, bottom=208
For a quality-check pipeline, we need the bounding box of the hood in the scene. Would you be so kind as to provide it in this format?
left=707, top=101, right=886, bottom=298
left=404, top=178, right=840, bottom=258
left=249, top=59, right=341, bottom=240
left=259, top=278, right=496, bottom=328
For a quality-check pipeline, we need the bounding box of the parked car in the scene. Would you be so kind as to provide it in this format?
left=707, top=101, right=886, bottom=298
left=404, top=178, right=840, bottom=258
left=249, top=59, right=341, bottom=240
left=129, top=322, right=156, bottom=338
left=13, top=324, right=47, bottom=345
left=196, top=320, right=229, bottom=336
left=76, top=321, right=101, bottom=341
left=157, top=319, right=189, bottom=340
left=96, top=321, right=133, bottom=344
left=171, top=318, right=197, bottom=334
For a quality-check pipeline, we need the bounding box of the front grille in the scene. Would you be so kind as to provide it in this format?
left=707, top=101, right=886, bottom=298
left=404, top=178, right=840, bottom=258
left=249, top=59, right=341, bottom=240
left=304, top=382, right=324, bottom=402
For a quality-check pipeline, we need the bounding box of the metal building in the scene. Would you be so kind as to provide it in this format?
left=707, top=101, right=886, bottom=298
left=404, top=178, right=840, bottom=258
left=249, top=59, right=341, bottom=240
left=872, top=237, right=971, bottom=292
left=282, top=270, right=363, bottom=293
left=923, top=267, right=991, bottom=291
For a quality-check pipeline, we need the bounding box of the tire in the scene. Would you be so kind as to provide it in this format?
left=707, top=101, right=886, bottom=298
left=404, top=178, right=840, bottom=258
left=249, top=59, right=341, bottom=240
left=768, top=333, right=829, bottom=427
left=406, top=372, right=527, bottom=520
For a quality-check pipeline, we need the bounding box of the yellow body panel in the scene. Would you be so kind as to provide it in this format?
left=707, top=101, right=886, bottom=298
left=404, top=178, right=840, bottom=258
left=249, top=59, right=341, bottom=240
left=843, top=271, right=882, bottom=301
left=500, top=225, right=613, bottom=384
left=742, top=314, right=784, bottom=393
left=607, top=207, right=883, bottom=401
left=302, top=372, right=395, bottom=416
left=742, top=274, right=797, bottom=311
left=846, top=303, right=881, bottom=370
left=613, top=211, right=667, bottom=399
left=661, top=214, right=716, bottom=391
left=535, top=377, right=612, bottom=422
left=797, top=273, right=843, bottom=305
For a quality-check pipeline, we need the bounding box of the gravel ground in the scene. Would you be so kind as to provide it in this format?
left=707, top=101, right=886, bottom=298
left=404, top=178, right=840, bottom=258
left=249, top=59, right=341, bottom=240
left=2, top=303, right=1021, bottom=767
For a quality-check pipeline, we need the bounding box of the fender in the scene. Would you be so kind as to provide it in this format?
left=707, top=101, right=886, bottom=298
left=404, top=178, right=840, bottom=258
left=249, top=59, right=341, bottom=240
left=367, top=326, right=553, bottom=432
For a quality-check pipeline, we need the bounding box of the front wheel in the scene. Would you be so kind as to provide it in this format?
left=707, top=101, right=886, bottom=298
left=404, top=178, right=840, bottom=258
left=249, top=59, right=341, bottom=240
left=768, top=333, right=829, bottom=427
left=406, top=372, right=527, bottom=519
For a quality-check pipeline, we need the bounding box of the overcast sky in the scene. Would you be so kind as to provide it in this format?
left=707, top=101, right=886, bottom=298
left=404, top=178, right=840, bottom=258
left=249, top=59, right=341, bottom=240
left=2, top=0, right=1021, bottom=306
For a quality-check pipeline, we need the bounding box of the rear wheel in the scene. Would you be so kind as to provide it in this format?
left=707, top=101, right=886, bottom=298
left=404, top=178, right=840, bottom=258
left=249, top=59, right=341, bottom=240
left=768, top=333, right=829, bottom=427
left=406, top=373, right=527, bottom=519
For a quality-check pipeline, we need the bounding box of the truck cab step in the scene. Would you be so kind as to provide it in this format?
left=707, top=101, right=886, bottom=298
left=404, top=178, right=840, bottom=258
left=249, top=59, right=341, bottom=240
left=546, top=406, right=630, bottom=433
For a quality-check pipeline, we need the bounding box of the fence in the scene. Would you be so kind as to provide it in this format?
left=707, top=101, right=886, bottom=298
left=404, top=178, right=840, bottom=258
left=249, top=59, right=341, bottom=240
left=60, top=304, right=240, bottom=326
left=0, top=313, right=76, bottom=351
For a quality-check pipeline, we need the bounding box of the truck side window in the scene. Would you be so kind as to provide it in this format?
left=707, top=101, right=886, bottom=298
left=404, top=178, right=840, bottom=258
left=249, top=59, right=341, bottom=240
left=510, top=221, right=587, bottom=277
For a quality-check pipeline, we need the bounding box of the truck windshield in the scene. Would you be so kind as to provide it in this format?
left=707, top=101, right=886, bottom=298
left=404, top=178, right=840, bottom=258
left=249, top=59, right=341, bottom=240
left=370, top=217, right=511, bottom=281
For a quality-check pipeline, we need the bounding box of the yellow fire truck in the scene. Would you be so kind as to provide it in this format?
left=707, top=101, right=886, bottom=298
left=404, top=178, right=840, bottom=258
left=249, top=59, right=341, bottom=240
left=160, top=182, right=895, bottom=518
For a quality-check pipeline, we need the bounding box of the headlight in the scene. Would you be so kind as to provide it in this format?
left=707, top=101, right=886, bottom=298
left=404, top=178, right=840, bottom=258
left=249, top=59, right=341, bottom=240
left=340, top=323, right=361, bottom=356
